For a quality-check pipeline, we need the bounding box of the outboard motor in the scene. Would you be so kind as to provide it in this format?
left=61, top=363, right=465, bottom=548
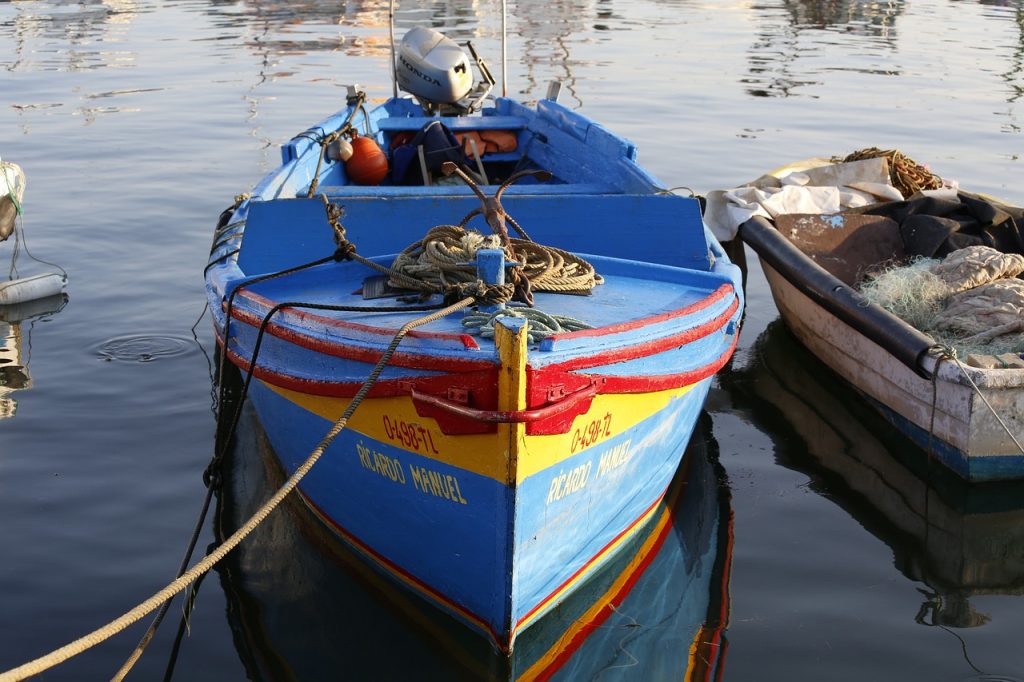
left=396, top=27, right=494, bottom=114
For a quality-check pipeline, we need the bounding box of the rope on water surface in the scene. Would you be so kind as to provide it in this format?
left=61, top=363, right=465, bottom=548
left=0, top=297, right=476, bottom=682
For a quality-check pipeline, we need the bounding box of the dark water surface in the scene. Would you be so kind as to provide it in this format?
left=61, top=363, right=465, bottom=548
left=2, top=0, right=1024, bottom=680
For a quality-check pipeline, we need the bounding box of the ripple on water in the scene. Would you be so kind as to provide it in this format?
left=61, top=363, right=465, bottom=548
left=95, top=334, right=196, bottom=362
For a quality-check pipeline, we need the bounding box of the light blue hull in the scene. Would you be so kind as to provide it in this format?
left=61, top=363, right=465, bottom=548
left=246, top=376, right=712, bottom=649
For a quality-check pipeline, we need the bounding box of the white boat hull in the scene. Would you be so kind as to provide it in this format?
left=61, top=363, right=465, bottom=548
left=762, top=261, right=1024, bottom=481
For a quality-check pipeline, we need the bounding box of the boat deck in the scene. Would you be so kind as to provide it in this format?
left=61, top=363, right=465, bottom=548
left=231, top=252, right=736, bottom=365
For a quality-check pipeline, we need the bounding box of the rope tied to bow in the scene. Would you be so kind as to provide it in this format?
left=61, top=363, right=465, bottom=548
left=462, top=306, right=593, bottom=343
left=932, top=344, right=1024, bottom=456
left=443, top=278, right=515, bottom=307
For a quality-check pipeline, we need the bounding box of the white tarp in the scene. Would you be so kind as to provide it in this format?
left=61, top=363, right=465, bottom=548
left=705, top=156, right=904, bottom=241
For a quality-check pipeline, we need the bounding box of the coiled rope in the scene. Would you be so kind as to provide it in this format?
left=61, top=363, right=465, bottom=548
left=463, top=306, right=592, bottom=343
left=389, top=224, right=603, bottom=297
left=0, top=296, right=475, bottom=682
left=834, top=147, right=943, bottom=198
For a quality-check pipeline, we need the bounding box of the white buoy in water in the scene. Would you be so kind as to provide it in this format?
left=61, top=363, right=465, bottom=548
left=0, top=273, right=66, bottom=305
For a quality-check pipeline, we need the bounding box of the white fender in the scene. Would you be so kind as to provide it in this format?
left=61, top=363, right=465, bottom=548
left=0, top=273, right=67, bottom=306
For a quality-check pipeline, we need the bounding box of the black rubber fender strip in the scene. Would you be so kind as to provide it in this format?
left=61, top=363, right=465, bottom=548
left=739, top=215, right=937, bottom=379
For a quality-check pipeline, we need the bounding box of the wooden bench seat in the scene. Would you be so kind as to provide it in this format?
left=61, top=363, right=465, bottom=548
left=375, top=115, right=528, bottom=132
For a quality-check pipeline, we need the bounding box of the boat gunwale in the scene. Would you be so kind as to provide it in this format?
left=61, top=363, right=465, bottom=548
left=233, top=289, right=484, bottom=350
left=224, top=303, right=496, bottom=373
left=740, top=215, right=1024, bottom=391
left=216, top=335, right=491, bottom=398
left=214, top=325, right=739, bottom=400
left=543, top=282, right=735, bottom=343
left=223, top=286, right=739, bottom=375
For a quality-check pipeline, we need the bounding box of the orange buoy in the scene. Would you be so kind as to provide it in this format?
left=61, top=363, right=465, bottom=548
left=345, top=132, right=388, bottom=185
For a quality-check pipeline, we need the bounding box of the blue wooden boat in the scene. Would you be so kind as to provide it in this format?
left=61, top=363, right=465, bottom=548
left=217, top=409, right=732, bottom=681
left=204, top=26, right=743, bottom=651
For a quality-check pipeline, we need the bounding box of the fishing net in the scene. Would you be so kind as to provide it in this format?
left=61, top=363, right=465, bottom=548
left=859, top=257, right=947, bottom=330
left=859, top=251, right=1024, bottom=359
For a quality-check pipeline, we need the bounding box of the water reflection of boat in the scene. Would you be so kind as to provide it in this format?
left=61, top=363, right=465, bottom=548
left=745, top=0, right=903, bottom=98
left=2, top=0, right=139, bottom=73
left=724, top=321, right=1024, bottom=624
left=514, top=0, right=587, bottom=108
left=214, top=408, right=732, bottom=680
left=0, top=294, right=67, bottom=419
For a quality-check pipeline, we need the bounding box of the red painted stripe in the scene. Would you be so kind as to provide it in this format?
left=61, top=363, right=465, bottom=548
left=227, top=289, right=737, bottom=377
left=225, top=346, right=405, bottom=397
left=545, top=283, right=734, bottom=342
left=228, top=305, right=495, bottom=373
left=238, top=289, right=480, bottom=348
left=593, top=331, right=740, bottom=394
left=516, top=484, right=670, bottom=628
left=217, top=325, right=737, bottom=404
left=219, top=337, right=499, bottom=399
left=542, top=296, right=739, bottom=372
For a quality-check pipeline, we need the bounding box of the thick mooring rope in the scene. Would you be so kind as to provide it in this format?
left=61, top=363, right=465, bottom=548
left=0, top=297, right=475, bottom=682
left=389, top=224, right=603, bottom=297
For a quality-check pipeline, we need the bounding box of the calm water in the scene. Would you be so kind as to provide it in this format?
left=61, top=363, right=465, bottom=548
left=2, top=0, right=1024, bottom=679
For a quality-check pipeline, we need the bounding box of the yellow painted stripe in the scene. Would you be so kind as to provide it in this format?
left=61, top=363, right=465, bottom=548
left=265, top=383, right=511, bottom=480
left=264, top=381, right=693, bottom=484
left=495, top=318, right=528, bottom=486
left=517, top=500, right=674, bottom=681
left=517, top=385, right=693, bottom=482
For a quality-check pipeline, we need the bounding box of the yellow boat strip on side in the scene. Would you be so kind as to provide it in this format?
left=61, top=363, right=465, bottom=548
left=263, top=380, right=694, bottom=485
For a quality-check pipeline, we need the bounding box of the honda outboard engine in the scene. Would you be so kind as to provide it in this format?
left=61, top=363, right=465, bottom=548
left=396, top=27, right=494, bottom=114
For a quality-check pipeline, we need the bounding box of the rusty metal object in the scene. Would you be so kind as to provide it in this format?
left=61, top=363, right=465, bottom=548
left=441, top=162, right=554, bottom=304
left=441, top=161, right=549, bottom=245
left=774, top=213, right=904, bottom=286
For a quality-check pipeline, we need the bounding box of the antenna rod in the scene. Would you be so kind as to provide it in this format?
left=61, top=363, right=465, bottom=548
left=501, top=0, right=507, bottom=97
left=389, top=0, right=398, bottom=98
